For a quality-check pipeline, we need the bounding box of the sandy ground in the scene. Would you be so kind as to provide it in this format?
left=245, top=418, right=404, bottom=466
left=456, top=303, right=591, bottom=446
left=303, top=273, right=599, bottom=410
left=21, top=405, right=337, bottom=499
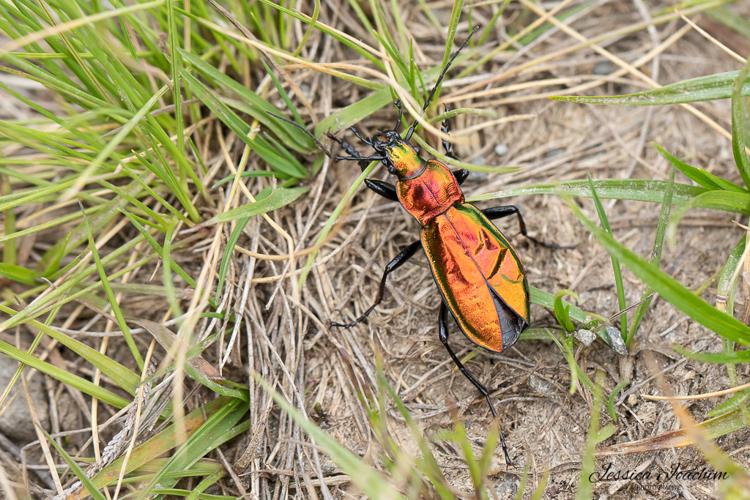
left=278, top=3, right=750, bottom=498
left=3, top=1, right=750, bottom=498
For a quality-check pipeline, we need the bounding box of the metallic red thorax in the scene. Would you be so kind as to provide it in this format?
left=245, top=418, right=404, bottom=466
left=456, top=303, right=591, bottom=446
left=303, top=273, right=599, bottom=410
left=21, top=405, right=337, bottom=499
left=391, top=144, right=463, bottom=225
left=386, top=141, right=529, bottom=353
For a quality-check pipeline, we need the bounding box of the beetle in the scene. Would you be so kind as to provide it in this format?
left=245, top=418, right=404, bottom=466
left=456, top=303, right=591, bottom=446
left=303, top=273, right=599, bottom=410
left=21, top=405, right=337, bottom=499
left=321, top=28, right=562, bottom=465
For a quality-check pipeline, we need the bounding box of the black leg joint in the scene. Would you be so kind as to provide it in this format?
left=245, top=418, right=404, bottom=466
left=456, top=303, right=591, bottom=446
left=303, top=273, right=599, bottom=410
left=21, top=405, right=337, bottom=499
left=438, top=302, right=513, bottom=465
left=481, top=205, right=574, bottom=249
left=453, top=169, right=469, bottom=185
left=364, top=179, right=398, bottom=201
left=330, top=241, right=421, bottom=329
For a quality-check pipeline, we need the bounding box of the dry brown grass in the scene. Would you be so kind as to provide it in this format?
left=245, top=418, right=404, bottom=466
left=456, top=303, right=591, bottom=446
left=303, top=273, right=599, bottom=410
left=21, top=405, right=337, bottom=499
left=3, top=1, right=750, bottom=498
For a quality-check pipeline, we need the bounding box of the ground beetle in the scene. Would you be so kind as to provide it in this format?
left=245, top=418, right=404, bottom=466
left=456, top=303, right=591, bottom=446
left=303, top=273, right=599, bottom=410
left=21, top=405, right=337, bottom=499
left=315, top=28, right=562, bottom=465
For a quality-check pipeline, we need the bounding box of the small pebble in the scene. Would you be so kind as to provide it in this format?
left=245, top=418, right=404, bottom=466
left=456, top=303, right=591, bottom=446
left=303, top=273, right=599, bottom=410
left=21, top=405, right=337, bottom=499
left=0, top=358, right=48, bottom=442
left=545, top=147, right=565, bottom=158
left=494, top=143, right=508, bottom=156
left=604, top=326, right=628, bottom=356
left=575, top=328, right=596, bottom=347
left=529, top=374, right=556, bottom=396
left=594, top=61, right=614, bottom=75
left=494, top=478, right=518, bottom=497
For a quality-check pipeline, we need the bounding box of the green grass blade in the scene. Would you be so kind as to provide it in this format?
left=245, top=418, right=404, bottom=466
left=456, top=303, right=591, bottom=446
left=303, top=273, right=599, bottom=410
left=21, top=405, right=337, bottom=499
left=64, top=84, right=170, bottom=200
left=180, top=49, right=312, bottom=152
left=0, top=335, right=128, bottom=408
left=139, top=398, right=249, bottom=496
left=85, top=215, right=145, bottom=371
left=86, top=398, right=232, bottom=490
left=314, top=87, right=392, bottom=136
left=731, top=57, right=750, bottom=188
left=0, top=303, right=140, bottom=394
left=44, top=429, right=107, bottom=500
left=566, top=198, right=750, bottom=346
left=0, top=262, right=37, bottom=285
left=654, top=143, right=745, bottom=192
left=470, top=179, right=705, bottom=205
left=552, top=70, right=750, bottom=106
left=588, top=177, right=628, bottom=338
left=254, top=372, right=405, bottom=499
left=181, top=70, right=306, bottom=178
left=215, top=217, right=250, bottom=302
left=211, top=186, right=308, bottom=223
left=628, top=169, right=675, bottom=344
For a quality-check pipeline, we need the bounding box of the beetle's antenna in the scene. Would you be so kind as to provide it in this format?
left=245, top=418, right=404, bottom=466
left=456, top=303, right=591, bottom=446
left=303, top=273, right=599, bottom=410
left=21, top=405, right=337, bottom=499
left=405, top=25, right=479, bottom=141
left=349, top=126, right=372, bottom=146
left=268, top=112, right=334, bottom=158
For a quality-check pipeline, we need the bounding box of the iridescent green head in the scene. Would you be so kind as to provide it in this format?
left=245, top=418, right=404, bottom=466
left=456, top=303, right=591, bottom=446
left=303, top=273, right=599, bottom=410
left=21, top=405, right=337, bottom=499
left=371, top=131, right=424, bottom=179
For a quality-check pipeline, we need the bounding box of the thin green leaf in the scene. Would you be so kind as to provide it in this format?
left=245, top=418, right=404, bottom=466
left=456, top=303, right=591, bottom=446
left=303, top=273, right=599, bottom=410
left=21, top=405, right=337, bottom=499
left=86, top=215, right=144, bottom=371
left=567, top=198, right=750, bottom=346
left=44, top=429, right=106, bottom=500
left=0, top=262, right=37, bottom=285
left=314, top=87, right=392, bottom=136
left=470, top=179, right=705, bottom=205
left=0, top=336, right=128, bottom=408
left=181, top=70, right=306, bottom=178
left=216, top=217, right=251, bottom=301
left=254, top=372, right=404, bottom=499
left=553, top=290, right=577, bottom=332
left=588, top=177, right=628, bottom=338
left=731, top=57, right=750, bottom=188
left=654, top=143, right=744, bottom=192
left=212, top=186, right=308, bottom=223
left=628, top=169, right=675, bottom=344
left=552, top=70, right=750, bottom=106
left=138, top=398, right=249, bottom=496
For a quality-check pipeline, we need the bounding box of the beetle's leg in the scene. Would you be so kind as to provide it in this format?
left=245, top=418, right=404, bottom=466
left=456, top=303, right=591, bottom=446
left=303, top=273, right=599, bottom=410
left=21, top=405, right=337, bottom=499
left=331, top=241, right=421, bottom=328
left=393, top=100, right=403, bottom=131
left=453, top=169, right=469, bottom=185
left=364, top=179, right=398, bottom=201
left=327, top=133, right=370, bottom=171
left=336, top=154, right=386, bottom=162
left=441, top=105, right=458, bottom=160
left=482, top=205, right=574, bottom=249
left=328, top=134, right=398, bottom=200
left=441, top=105, right=470, bottom=185
left=439, top=303, right=513, bottom=465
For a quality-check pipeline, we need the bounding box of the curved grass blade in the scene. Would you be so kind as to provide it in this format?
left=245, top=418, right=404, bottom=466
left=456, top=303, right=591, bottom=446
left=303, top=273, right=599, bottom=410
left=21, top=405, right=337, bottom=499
left=314, top=87, right=392, bottom=136
left=654, top=143, right=745, bottom=192
left=137, top=398, right=249, bottom=496
left=180, top=50, right=312, bottom=152
left=731, top=57, right=750, bottom=188
left=470, top=179, right=706, bottom=205
left=0, top=262, right=37, bottom=285
left=181, top=70, right=306, bottom=178
left=530, top=286, right=599, bottom=324
left=0, top=337, right=128, bottom=408
left=211, top=186, right=308, bottom=223
left=552, top=70, right=750, bottom=106
left=566, top=199, right=750, bottom=346
left=628, top=169, right=675, bottom=344
left=0, top=304, right=140, bottom=394
left=71, top=398, right=233, bottom=499
left=254, top=372, right=405, bottom=499
left=44, top=429, right=106, bottom=500
left=588, top=178, right=628, bottom=338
